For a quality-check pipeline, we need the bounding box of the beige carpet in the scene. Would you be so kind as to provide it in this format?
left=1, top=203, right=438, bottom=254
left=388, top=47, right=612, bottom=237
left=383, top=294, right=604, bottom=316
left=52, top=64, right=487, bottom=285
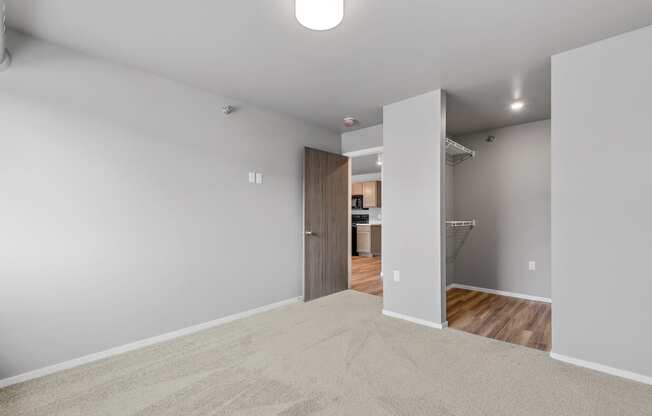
left=1, top=291, right=651, bottom=415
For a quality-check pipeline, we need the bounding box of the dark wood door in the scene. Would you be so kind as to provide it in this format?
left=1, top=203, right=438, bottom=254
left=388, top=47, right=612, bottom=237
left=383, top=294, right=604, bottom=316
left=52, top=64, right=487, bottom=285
left=304, top=147, right=349, bottom=301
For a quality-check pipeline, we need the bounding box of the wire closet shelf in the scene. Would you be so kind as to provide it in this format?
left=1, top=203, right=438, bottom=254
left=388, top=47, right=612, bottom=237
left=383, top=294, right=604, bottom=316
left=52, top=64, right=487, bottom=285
left=445, top=137, right=476, bottom=262
left=446, top=220, right=476, bottom=263
left=445, top=138, right=475, bottom=166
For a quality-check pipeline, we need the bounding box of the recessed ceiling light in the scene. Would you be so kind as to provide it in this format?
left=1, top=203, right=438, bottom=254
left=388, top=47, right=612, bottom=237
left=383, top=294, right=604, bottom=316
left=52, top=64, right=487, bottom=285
left=296, top=0, right=344, bottom=31
left=510, top=101, right=525, bottom=111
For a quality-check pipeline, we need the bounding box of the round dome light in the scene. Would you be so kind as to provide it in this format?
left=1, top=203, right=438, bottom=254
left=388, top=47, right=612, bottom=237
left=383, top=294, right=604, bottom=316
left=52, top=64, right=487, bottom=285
left=296, top=0, right=344, bottom=31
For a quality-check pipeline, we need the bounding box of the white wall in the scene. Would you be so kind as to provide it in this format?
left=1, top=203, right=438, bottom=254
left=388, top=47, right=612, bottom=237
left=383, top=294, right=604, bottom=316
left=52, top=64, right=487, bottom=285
left=341, top=124, right=382, bottom=154
left=351, top=153, right=382, bottom=175
left=451, top=120, right=551, bottom=298
left=552, top=25, right=652, bottom=379
left=352, top=173, right=381, bottom=183
left=382, top=90, right=447, bottom=325
left=0, top=32, right=339, bottom=380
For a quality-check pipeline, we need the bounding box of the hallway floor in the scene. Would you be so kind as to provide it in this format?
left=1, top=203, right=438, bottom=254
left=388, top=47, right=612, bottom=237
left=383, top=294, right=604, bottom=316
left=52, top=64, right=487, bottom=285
left=350, top=256, right=551, bottom=351
left=351, top=256, right=383, bottom=296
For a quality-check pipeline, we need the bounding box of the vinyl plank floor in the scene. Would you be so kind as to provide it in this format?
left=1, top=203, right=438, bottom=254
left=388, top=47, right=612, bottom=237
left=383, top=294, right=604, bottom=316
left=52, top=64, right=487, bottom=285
left=447, top=288, right=552, bottom=352
left=350, top=257, right=552, bottom=351
left=351, top=256, right=382, bottom=296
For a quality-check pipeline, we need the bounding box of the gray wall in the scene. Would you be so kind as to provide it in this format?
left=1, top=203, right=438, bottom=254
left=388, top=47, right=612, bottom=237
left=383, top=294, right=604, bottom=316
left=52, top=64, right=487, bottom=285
left=383, top=90, right=446, bottom=325
left=0, top=32, right=339, bottom=380
left=341, top=124, right=382, bottom=153
left=552, top=25, right=652, bottom=378
left=451, top=120, right=551, bottom=298
left=445, top=164, right=455, bottom=285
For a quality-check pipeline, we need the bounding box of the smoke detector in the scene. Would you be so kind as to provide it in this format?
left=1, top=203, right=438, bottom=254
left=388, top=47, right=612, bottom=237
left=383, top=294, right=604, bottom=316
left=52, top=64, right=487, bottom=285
left=343, top=117, right=358, bottom=128
left=222, top=105, right=235, bottom=115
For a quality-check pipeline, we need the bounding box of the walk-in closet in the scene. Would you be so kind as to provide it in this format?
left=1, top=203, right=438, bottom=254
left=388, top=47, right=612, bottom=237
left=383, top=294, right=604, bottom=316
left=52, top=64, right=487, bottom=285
left=444, top=121, right=552, bottom=351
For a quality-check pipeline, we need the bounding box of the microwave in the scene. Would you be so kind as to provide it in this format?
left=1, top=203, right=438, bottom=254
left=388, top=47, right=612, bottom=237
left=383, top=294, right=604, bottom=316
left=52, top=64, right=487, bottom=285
left=352, top=195, right=365, bottom=210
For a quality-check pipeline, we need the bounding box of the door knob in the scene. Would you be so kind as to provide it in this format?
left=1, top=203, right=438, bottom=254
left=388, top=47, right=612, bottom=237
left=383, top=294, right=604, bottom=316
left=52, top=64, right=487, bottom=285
left=305, top=231, right=314, bottom=236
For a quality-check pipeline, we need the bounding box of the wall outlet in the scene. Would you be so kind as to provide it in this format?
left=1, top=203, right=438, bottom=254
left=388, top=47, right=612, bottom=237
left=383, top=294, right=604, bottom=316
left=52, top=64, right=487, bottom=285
left=393, top=270, right=400, bottom=282
left=255, top=173, right=263, bottom=184
left=248, top=172, right=256, bottom=183
left=528, top=261, right=536, bottom=271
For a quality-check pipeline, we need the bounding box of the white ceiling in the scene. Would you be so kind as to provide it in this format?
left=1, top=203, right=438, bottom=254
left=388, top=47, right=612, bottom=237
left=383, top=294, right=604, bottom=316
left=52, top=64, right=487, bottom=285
left=352, top=154, right=381, bottom=176
left=5, top=1, right=652, bottom=134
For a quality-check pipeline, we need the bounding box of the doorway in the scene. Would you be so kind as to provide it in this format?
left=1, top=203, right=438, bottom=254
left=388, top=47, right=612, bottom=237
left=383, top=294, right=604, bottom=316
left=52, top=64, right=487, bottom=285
left=443, top=122, right=552, bottom=352
left=348, top=149, right=383, bottom=297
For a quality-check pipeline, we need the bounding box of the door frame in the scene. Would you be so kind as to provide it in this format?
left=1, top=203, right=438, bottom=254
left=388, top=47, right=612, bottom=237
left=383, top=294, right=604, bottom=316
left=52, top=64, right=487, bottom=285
left=347, top=160, right=352, bottom=290
left=301, top=146, right=385, bottom=300
left=342, top=146, right=384, bottom=291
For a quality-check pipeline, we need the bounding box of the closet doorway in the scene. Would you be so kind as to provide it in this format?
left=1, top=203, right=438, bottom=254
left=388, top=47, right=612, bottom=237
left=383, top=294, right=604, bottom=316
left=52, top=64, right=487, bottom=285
left=443, top=121, right=552, bottom=351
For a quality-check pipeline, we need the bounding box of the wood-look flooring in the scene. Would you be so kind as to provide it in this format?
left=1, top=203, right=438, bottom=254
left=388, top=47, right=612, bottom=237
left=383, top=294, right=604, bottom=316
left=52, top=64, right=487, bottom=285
left=447, top=288, right=552, bottom=351
left=350, top=256, right=551, bottom=351
left=351, top=256, right=383, bottom=296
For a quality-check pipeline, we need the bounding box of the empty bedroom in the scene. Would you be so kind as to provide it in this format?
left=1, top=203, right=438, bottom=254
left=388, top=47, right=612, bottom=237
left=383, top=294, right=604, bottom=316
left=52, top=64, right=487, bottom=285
left=1, top=1, right=651, bottom=415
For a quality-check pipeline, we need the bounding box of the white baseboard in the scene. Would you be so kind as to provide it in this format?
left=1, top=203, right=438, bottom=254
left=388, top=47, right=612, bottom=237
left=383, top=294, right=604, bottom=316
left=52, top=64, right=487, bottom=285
left=382, top=310, right=448, bottom=330
left=550, top=352, right=652, bottom=386
left=0, top=296, right=302, bottom=389
left=447, top=283, right=552, bottom=304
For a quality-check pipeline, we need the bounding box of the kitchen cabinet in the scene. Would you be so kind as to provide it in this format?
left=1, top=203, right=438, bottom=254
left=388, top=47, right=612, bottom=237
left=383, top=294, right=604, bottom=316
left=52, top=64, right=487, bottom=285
left=352, top=182, right=363, bottom=196
left=356, top=224, right=381, bottom=257
left=362, top=181, right=382, bottom=208
left=356, top=225, right=371, bottom=254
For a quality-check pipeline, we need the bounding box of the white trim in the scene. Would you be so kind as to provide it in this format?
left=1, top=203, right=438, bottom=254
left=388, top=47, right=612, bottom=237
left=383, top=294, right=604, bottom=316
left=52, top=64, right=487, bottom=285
left=302, top=150, right=306, bottom=301
left=0, top=297, right=302, bottom=389
left=382, top=310, right=448, bottom=330
left=347, top=159, right=353, bottom=289
left=550, top=352, right=652, bottom=386
left=342, top=146, right=383, bottom=158
left=447, top=283, right=551, bottom=303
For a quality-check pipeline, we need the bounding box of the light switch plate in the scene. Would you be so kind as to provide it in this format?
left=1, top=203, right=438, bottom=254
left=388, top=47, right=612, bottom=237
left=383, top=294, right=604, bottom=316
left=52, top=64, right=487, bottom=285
left=248, top=172, right=256, bottom=184
left=528, top=261, right=536, bottom=271
left=393, top=270, right=400, bottom=282
left=255, top=173, right=263, bottom=184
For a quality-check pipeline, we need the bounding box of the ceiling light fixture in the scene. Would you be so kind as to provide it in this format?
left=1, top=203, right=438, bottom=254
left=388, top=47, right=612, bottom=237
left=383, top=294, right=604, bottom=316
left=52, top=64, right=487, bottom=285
left=510, top=101, right=525, bottom=111
left=296, top=0, right=344, bottom=31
